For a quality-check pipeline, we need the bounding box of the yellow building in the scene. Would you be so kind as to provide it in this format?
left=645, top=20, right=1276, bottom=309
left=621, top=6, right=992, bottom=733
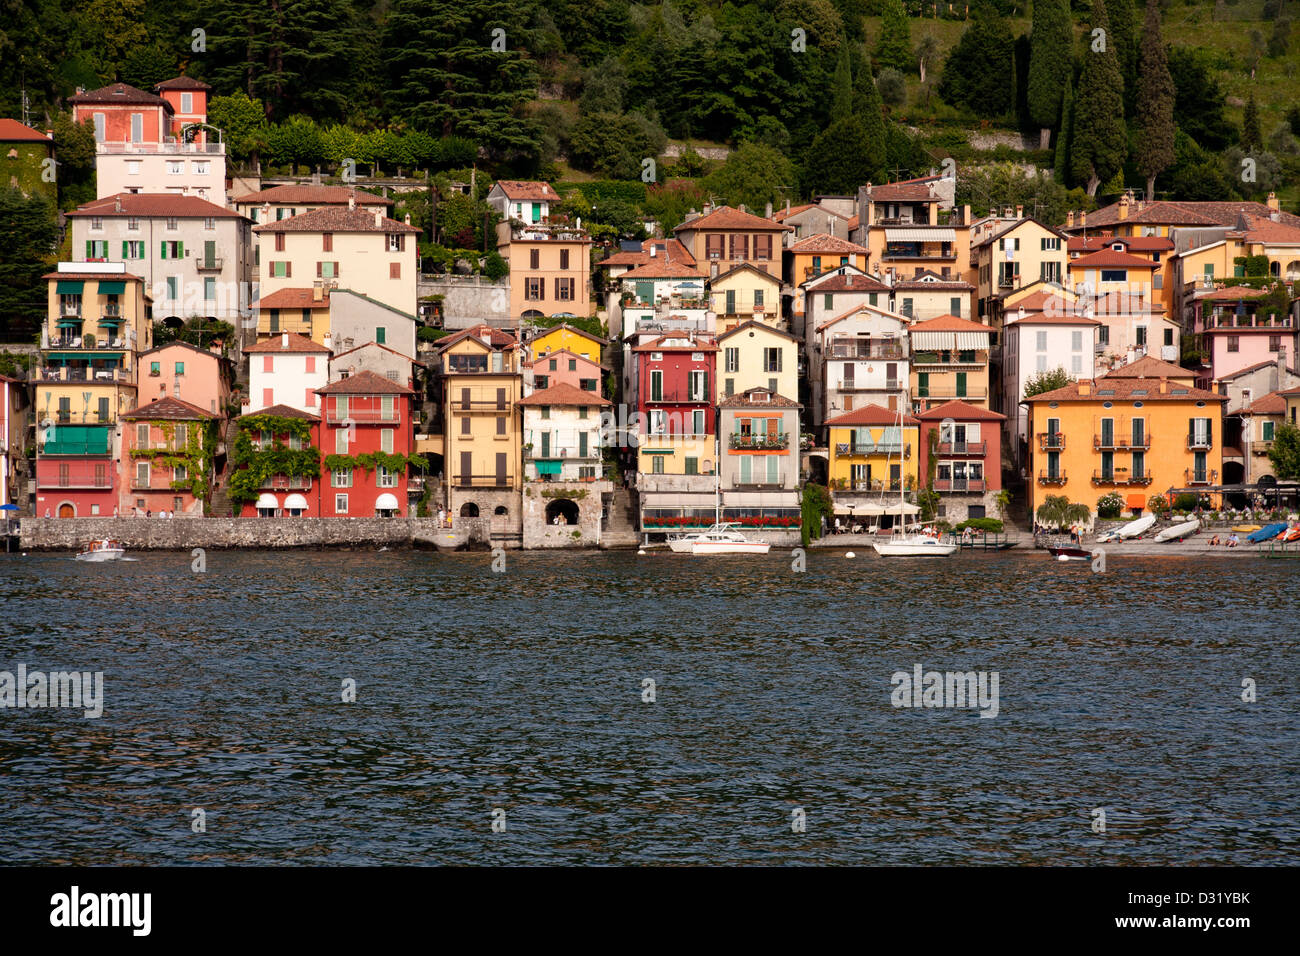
left=826, top=404, right=920, bottom=494
left=907, top=314, right=993, bottom=411
left=528, top=323, right=605, bottom=365
left=254, top=287, right=332, bottom=343
left=973, top=218, right=1069, bottom=329
left=710, top=263, right=784, bottom=332
left=499, top=221, right=593, bottom=321
left=1026, top=374, right=1227, bottom=518
left=716, top=320, right=799, bottom=403
left=857, top=181, right=973, bottom=287
left=786, top=234, right=870, bottom=321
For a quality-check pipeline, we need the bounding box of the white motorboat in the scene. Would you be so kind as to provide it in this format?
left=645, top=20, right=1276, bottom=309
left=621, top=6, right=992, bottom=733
left=668, top=522, right=741, bottom=553
left=689, top=528, right=772, bottom=554
left=1154, top=517, right=1199, bottom=542
left=872, top=534, right=958, bottom=557
left=1096, top=512, right=1156, bottom=543
left=75, top=539, right=125, bottom=562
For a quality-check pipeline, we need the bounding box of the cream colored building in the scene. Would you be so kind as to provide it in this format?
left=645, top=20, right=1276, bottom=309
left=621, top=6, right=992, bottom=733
left=973, top=218, right=1069, bottom=328
left=710, top=264, right=784, bottom=333
left=716, top=320, right=799, bottom=404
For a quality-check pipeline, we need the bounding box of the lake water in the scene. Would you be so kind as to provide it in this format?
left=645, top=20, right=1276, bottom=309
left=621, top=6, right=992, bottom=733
left=1, top=548, right=1296, bottom=865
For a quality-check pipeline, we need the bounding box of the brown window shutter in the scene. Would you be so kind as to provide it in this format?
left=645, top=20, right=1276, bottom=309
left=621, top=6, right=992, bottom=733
left=316, top=261, right=322, bottom=277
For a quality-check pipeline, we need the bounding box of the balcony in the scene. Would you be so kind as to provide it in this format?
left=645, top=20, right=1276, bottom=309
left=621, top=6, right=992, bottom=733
left=646, top=391, right=711, bottom=404
left=729, top=433, right=790, bottom=450
left=911, top=352, right=987, bottom=369
left=195, top=256, right=224, bottom=272
left=915, top=387, right=988, bottom=402
left=453, top=474, right=515, bottom=488
left=1186, top=434, right=1213, bottom=450
left=37, top=472, right=113, bottom=489
left=102, top=304, right=121, bottom=317
left=1252, top=440, right=1274, bottom=455
left=33, top=366, right=129, bottom=383
left=47, top=336, right=127, bottom=351
left=1037, top=432, right=1065, bottom=451
left=836, top=442, right=911, bottom=457
left=96, top=140, right=225, bottom=155
left=1091, top=470, right=1153, bottom=486
left=934, top=477, right=987, bottom=493
left=1184, top=468, right=1215, bottom=486
left=1037, top=471, right=1067, bottom=485
left=828, top=343, right=908, bottom=361
left=1094, top=434, right=1152, bottom=450
left=325, top=408, right=401, bottom=424
left=451, top=398, right=511, bottom=414
left=1205, top=313, right=1295, bottom=330
left=936, top=441, right=987, bottom=456
left=734, top=471, right=788, bottom=488
left=262, top=476, right=312, bottom=490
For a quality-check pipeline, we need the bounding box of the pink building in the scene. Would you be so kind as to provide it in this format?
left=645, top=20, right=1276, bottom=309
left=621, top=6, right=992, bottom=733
left=916, top=400, right=1006, bottom=523
left=233, top=405, right=322, bottom=517
left=137, top=341, right=234, bottom=417
left=1199, top=286, right=1298, bottom=385
left=120, top=396, right=217, bottom=516
left=529, top=348, right=604, bottom=394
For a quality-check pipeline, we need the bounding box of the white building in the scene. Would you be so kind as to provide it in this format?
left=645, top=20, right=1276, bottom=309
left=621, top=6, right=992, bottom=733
left=813, top=303, right=912, bottom=431
left=244, top=331, right=331, bottom=415
left=486, top=180, right=561, bottom=225
left=1001, top=313, right=1100, bottom=464
left=518, top=383, right=611, bottom=480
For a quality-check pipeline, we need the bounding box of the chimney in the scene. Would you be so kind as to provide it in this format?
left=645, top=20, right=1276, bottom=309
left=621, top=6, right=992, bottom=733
left=323, top=332, right=332, bottom=352
left=1080, top=211, right=1087, bottom=228
left=785, top=198, right=791, bottom=215
left=1015, top=204, right=1023, bottom=219
left=962, top=204, right=971, bottom=225
left=281, top=331, right=289, bottom=349
left=312, top=280, right=323, bottom=302
left=1067, top=211, right=1075, bottom=229
left=348, top=191, right=356, bottom=210
left=404, top=213, right=411, bottom=226
left=311, top=171, right=321, bottom=186
left=45, top=128, right=53, bottom=140
left=114, top=195, right=122, bottom=213
left=1078, top=380, right=1091, bottom=396
left=1117, top=192, right=1131, bottom=220
left=649, top=244, right=657, bottom=258
left=1158, top=378, right=1168, bottom=394
left=374, top=208, right=382, bottom=228
left=1268, top=191, right=1281, bottom=211
left=765, top=201, right=773, bottom=218
left=737, top=203, right=747, bottom=214
left=261, top=203, right=271, bottom=222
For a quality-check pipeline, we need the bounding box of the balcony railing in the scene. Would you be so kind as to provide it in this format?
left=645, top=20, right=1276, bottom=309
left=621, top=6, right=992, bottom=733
left=452, top=474, right=515, bottom=488
left=1037, top=471, right=1067, bottom=485
left=1094, top=434, right=1152, bottom=450
left=1186, top=434, right=1213, bottom=450
left=195, top=256, right=224, bottom=272
left=102, top=304, right=121, bottom=317
left=1184, top=468, right=1215, bottom=486
left=1091, top=470, right=1153, bottom=486
left=1037, top=432, right=1065, bottom=451
left=97, top=140, right=225, bottom=154
left=38, top=473, right=113, bottom=488
left=911, top=352, right=987, bottom=368
left=835, top=442, right=911, bottom=457
left=934, top=477, right=986, bottom=493
left=451, top=399, right=512, bottom=413
left=728, top=433, right=790, bottom=450
left=828, top=344, right=907, bottom=360
left=647, top=391, right=711, bottom=404
left=734, top=471, right=788, bottom=487
left=936, top=441, right=987, bottom=456
left=915, top=387, right=988, bottom=401
left=1252, top=440, right=1274, bottom=455
left=262, top=476, right=312, bottom=490
left=325, top=408, right=401, bottom=423
left=1205, top=313, right=1295, bottom=330
left=33, top=366, right=129, bottom=383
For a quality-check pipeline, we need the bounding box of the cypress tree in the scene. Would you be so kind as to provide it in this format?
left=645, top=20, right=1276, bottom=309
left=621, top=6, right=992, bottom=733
left=831, top=47, right=854, bottom=122
left=1072, top=0, right=1127, bottom=195
left=1242, top=93, right=1263, bottom=151
left=1028, top=0, right=1074, bottom=150
left=1055, top=73, right=1075, bottom=187
left=1106, top=0, right=1138, bottom=112
left=875, top=0, right=913, bottom=74
left=937, top=2, right=1017, bottom=117
left=1134, top=0, right=1175, bottom=200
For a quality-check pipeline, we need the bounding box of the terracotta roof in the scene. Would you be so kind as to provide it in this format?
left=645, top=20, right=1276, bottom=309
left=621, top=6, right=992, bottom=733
left=1278, top=385, right=1300, bottom=397
left=42, top=269, right=145, bottom=282
left=233, top=185, right=392, bottom=207
left=892, top=275, right=974, bottom=291
left=518, top=382, right=611, bottom=406
left=1068, top=199, right=1300, bottom=231
left=618, top=259, right=708, bottom=279
left=122, top=396, right=215, bottom=420
left=716, top=319, right=799, bottom=343
left=1069, top=249, right=1159, bottom=269
left=238, top=403, right=319, bottom=421
left=1067, top=235, right=1174, bottom=253
left=1198, top=285, right=1270, bottom=301
left=493, top=180, right=561, bottom=202
left=316, top=369, right=413, bottom=395
left=631, top=334, right=718, bottom=352
left=865, top=182, right=935, bottom=202
left=1090, top=291, right=1164, bottom=316
left=907, top=314, right=990, bottom=333
left=1219, top=359, right=1300, bottom=379
left=790, top=233, right=869, bottom=254
left=138, top=340, right=230, bottom=362
left=154, top=75, right=211, bottom=91
left=436, top=324, right=518, bottom=352
left=807, top=272, right=891, bottom=293
left=770, top=203, right=816, bottom=222
left=1239, top=214, right=1300, bottom=243
left=826, top=403, right=919, bottom=426
left=974, top=217, right=1066, bottom=248
left=1006, top=289, right=1073, bottom=313
left=1006, top=312, right=1100, bottom=326
left=1243, top=391, right=1288, bottom=415
left=530, top=323, right=607, bottom=346
left=244, top=332, right=330, bottom=354
left=67, top=193, right=243, bottom=219
left=1026, top=379, right=1227, bottom=402
left=846, top=214, right=860, bottom=230
left=0, top=118, right=50, bottom=142
left=254, top=288, right=331, bottom=310
left=718, top=387, right=801, bottom=408
left=253, top=206, right=418, bottom=233
left=915, top=400, right=1006, bottom=422
left=711, top=262, right=783, bottom=284
left=69, top=82, right=169, bottom=108
left=528, top=346, right=608, bottom=370
left=675, top=205, right=791, bottom=233
left=331, top=340, right=423, bottom=366
left=1102, top=355, right=1192, bottom=379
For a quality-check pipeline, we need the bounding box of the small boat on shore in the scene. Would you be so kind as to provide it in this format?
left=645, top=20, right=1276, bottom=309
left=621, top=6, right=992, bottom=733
left=1246, top=522, right=1287, bottom=543
left=75, top=539, right=125, bottom=562
left=1047, top=545, right=1092, bottom=560
left=689, top=527, right=772, bottom=554
left=1096, top=513, right=1156, bottom=543
left=1154, top=518, right=1200, bottom=542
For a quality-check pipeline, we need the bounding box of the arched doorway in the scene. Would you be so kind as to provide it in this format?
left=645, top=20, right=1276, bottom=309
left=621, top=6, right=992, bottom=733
left=57, top=502, right=75, bottom=518
left=460, top=502, right=479, bottom=517
left=1223, top=460, right=1245, bottom=485
left=491, top=504, right=511, bottom=534
left=544, top=498, right=579, bottom=526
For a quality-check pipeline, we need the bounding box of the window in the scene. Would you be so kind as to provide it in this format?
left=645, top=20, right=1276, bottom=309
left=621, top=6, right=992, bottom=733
left=90, top=217, right=103, bottom=231
left=754, top=289, right=764, bottom=309
left=692, top=409, right=706, bottom=435
left=689, top=370, right=708, bottom=401
left=1164, top=327, right=1174, bottom=347
left=204, top=277, right=216, bottom=300
left=93, top=113, right=105, bottom=141
left=275, top=233, right=286, bottom=252
left=335, top=494, right=348, bottom=513
left=812, top=256, right=822, bottom=275
left=390, top=262, right=401, bottom=279
left=650, top=370, right=663, bottom=402
left=580, top=378, right=597, bottom=392
left=376, top=327, right=386, bottom=345
left=381, top=395, right=395, bottom=421
left=725, top=347, right=739, bottom=373
left=530, top=248, right=540, bottom=269
left=540, top=405, right=551, bottom=420
left=1227, top=335, right=1240, bottom=353
left=136, top=423, right=150, bottom=445
left=1097, top=325, right=1110, bottom=346
left=1071, top=331, right=1083, bottom=351
left=1101, top=269, right=1126, bottom=282
left=136, top=461, right=150, bottom=487
left=725, top=289, right=736, bottom=313
left=317, top=261, right=339, bottom=278
left=763, top=348, right=782, bottom=372
left=1036, top=330, right=1048, bottom=352
left=824, top=293, right=833, bottom=310
left=381, top=428, right=394, bottom=454
left=754, top=235, right=772, bottom=260
left=652, top=455, right=665, bottom=474
left=729, top=234, right=750, bottom=260
left=126, top=160, right=139, bottom=176
left=204, top=217, right=215, bottom=231
left=1040, top=262, right=1061, bottom=283
left=126, top=217, right=140, bottom=232
left=1263, top=420, right=1275, bottom=441
left=335, top=428, right=350, bottom=454
left=706, top=234, right=724, bottom=259
left=1135, top=326, right=1147, bottom=347
left=525, top=277, right=543, bottom=300
left=194, top=161, right=209, bottom=176
left=649, top=410, right=667, bottom=435
left=685, top=457, right=699, bottom=475
left=85, top=240, right=108, bottom=258
left=174, top=361, right=186, bottom=376
left=1269, top=335, right=1282, bottom=353
left=377, top=466, right=397, bottom=488
left=496, top=416, right=506, bottom=436
left=181, top=92, right=193, bottom=113
left=166, top=276, right=179, bottom=301
left=1040, top=237, right=1061, bottom=251
left=560, top=249, right=569, bottom=269
left=387, top=234, right=405, bottom=252
left=167, top=161, right=182, bottom=175
left=568, top=358, right=577, bottom=371
left=950, top=297, right=962, bottom=317
left=555, top=277, right=575, bottom=301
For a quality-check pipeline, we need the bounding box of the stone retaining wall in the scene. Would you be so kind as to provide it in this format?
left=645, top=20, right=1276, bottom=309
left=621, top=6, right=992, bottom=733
left=19, top=516, right=449, bottom=551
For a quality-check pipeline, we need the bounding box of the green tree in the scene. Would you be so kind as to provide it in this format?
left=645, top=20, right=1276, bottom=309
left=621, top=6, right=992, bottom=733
left=117, top=42, right=179, bottom=90
left=802, top=116, right=883, bottom=194
left=1169, top=47, right=1235, bottom=151
left=937, top=2, right=1016, bottom=117
left=568, top=111, right=666, bottom=179
left=830, top=46, right=854, bottom=121
left=1268, top=423, right=1300, bottom=479
left=874, top=0, right=912, bottom=73
left=50, top=111, right=97, bottom=209
left=701, top=143, right=797, bottom=213
left=1023, top=366, right=1074, bottom=398
left=1072, top=0, right=1127, bottom=195
left=1242, top=93, right=1263, bottom=152
left=877, top=69, right=907, bottom=108
left=0, top=188, right=59, bottom=340
left=1027, top=0, right=1073, bottom=149
left=1055, top=74, right=1075, bottom=186
left=1106, top=0, right=1138, bottom=111
left=1268, top=18, right=1292, bottom=58
left=1036, top=494, right=1092, bottom=528
left=208, top=92, right=268, bottom=168
left=1134, top=0, right=1175, bottom=200
left=579, top=56, right=628, bottom=114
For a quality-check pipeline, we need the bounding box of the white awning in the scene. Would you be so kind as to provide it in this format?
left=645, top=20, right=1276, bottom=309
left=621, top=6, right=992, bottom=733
left=911, top=331, right=990, bottom=350
left=884, top=502, right=921, bottom=515
left=284, top=493, right=309, bottom=510
left=722, top=491, right=798, bottom=507
left=885, top=227, right=956, bottom=243
left=643, top=492, right=715, bottom=509
left=375, top=493, right=400, bottom=511
left=255, top=493, right=278, bottom=509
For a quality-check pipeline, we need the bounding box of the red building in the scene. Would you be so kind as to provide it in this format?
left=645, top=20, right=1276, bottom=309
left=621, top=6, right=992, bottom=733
left=233, top=404, right=323, bottom=517
left=316, top=371, right=415, bottom=517
left=631, top=331, right=719, bottom=477
left=915, top=400, right=1006, bottom=523
left=120, top=397, right=217, bottom=516
left=34, top=428, right=116, bottom=518
left=70, top=77, right=211, bottom=144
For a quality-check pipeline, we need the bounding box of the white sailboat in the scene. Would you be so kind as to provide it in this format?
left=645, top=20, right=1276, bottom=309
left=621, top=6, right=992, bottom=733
left=688, top=437, right=772, bottom=554
left=1154, top=517, right=1199, bottom=542
left=1096, top=512, right=1157, bottom=543
left=872, top=389, right=956, bottom=557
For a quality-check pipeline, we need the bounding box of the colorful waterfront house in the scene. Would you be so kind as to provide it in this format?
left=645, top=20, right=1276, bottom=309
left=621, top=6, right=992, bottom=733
left=33, top=262, right=151, bottom=518
left=329, top=341, right=420, bottom=391
left=916, top=401, right=1005, bottom=523
left=316, top=371, right=416, bottom=517
left=136, top=340, right=235, bottom=418
left=1281, top=385, right=1300, bottom=426
left=891, top=269, right=976, bottom=322
left=716, top=320, right=799, bottom=404
left=498, top=215, right=593, bottom=321
left=1, top=373, right=31, bottom=511
left=772, top=197, right=856, bottom=244
left=232, top=184, right=393, bottom=224
left=119, top=396, right=216, bottom=516
left=814, top=303, right=911, bottom=434
left=527, top=323, right=606, bottom=365
left=674, top=203, right=791, bottom=278
left=825, top=404, right=921, bottom=516
left=0, top=117, right=56, bottom=200
left=328, top=288, right=418, bottom=359
left=855, top=177, right=970, bottom=289
left=1214, top=356, right=1300, bottom=416
left=785, top=234, right=871, bottom=322
left=231, top=404, right=322, bottom=517
left=1195, top=285, right=1297, bottom=385
left=254, top=286, right=331, bottom=342
left=798, top=265, right=892, bottom=343
left=486, top=180, right=561, bottom=226
left=1000, top=310, right=1099, bottom=467
left=616, top=257, right=710, bottom=340
left=1025, top=374, right=1227, bottom=519
left=1066, top=247, right=1160, bottom=307
left=709, top=263, right=785, bottom=333
left=528, top=348, right=604, bottom=395
left=596, top=237, right=698, bottom=294
left=633, top=331, right=719, bottom=530
left=1084, top=289, right=1180, bottom=372
left=717, top=387, right=802, bottom=528
left=908, top=314, right=993, bottom=412
left=519, top=383, right=611, bottom=481
left=244, top=331, right=330, bottom=416
left=253, top=196, right=420, bottom=316
left=67, top=193, right=254, bottom=324
left=434, top=325, right=524, bottom=531
left=1238, top=390, right=1287, bottom=484
left=973, top=217, right=1069, bottom=329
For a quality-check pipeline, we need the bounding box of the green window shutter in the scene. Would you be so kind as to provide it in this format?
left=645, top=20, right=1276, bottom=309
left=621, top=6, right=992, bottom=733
left=767, top=455, right=778, bottom=483
left=579, top=431, right=588, bottom=457
left=740, top=455, right=751, bottom=483
left=85, top=240, right=92, bottom=258
left=178, top=242, right=184, bottom=258
left=160, top=242, right=166, bottom=260
left=122, top=241, right=128, bottom=258
left=376, top=327, right=386, bottom=344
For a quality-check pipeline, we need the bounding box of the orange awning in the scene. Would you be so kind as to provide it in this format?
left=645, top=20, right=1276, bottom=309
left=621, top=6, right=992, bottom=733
left=1127, top=493, right=1147, bottom=509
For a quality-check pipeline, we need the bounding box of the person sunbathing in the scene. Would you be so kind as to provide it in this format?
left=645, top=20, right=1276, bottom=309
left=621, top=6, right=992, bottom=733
left=1207, top=535, right=1221, bottom=546
left=1227, top=534, right=1239, bottom=548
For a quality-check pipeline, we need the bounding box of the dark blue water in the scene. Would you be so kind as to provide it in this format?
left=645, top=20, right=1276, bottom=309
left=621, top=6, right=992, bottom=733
left=1, top=549, right=1296, bottom=865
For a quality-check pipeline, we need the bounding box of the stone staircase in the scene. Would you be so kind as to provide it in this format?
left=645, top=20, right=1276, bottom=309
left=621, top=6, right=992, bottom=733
left=601, top=485, right=641, bottom=549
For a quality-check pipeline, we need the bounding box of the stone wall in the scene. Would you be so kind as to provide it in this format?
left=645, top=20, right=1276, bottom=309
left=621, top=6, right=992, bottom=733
left=416, top=275, right=512, bottom=329
left=936, top=491, right=1003, bottom=525
left=19, top=516, right=449, bottom=551
left=521, top=481, right=611, bottom=549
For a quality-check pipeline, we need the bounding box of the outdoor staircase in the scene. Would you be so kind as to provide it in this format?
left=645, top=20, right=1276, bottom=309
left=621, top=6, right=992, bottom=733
left=601, top=485, right=641, bottom=549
